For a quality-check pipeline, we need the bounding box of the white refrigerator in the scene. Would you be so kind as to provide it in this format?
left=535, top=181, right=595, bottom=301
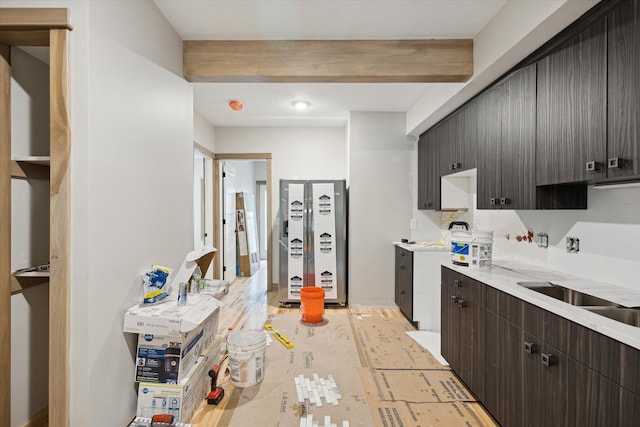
left=278, top=180, right=347, bottom=306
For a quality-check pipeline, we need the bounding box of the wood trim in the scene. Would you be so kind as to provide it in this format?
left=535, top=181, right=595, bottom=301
left=48, top=28, right=70, bottom=427
left=215, top=153, right=272, bottom=160
left=0, top=8, right=71, bottom=31
left=184, top=39, right=473, bottom=83
left=0, top=42, right=11, bottom=427
left=0, top=8, right=72, bottom=47
left=20, top=405, right=48, bottom=427
left=194, top=141, right=215, bottom=159
left=0, top=31, right=51, bottom=47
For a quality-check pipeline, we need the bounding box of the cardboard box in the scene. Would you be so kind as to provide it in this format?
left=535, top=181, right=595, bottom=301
left=136, top=336, right=221, bottom=423
left=128, top=295, right=220, bottom=383
left=124, top=295, right=220, bottom=339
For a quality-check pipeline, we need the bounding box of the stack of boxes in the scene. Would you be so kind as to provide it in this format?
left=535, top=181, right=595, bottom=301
left=124, top=294, right=222, bottom=423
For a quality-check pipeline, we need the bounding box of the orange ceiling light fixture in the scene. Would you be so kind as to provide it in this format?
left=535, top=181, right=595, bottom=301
left=228, top=100, right=243, bottom=111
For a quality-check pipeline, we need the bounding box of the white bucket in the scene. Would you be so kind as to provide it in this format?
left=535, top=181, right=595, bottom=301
left=450, top=230, right=494, bottom=269
left=226, top=330, right=266, bottom=387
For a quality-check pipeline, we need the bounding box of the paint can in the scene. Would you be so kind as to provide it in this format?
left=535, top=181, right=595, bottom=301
left=226, top=330, right=267, bottom=387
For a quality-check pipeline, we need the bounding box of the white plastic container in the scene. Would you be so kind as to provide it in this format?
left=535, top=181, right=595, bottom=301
left=226, top=330, right=266, bottom=387
left=450, top=230, right=494, bottom=269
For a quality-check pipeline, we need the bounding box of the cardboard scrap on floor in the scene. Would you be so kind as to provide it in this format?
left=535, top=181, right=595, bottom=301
left=359, top=368, right=493, bottom=427
left=350, top=315, right=448, bottom=370
left=363, top=368, right=476, bottom=403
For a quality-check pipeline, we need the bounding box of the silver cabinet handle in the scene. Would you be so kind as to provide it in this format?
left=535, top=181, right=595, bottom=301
left=454, top=279, right=462, bottom=287
left=457, top=299, right=467, bottom=308
left=524, top=342, right=537, bottom=355
left=586, top=161, right=600, bottom=172
left=608, top=157, right=624, bottom=169
left=399, top=290, right=405, bottom=295
left=500, top=197, right=510, bottom=205
left=541, top=353, right=555, bottom=367
left=451, top=295, right=459, bottom=303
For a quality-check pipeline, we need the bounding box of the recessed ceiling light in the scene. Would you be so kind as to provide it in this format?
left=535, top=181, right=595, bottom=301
left=292, top=100, right=311, bottom=111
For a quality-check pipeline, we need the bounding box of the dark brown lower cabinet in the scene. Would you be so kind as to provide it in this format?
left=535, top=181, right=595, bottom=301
left=441, top=283, right=460, bottom=372
left=442, top=267, right=640, bottom=427
left=522, top=333, right=569, bottom=427
left=619, top=387, right=640, bottom=427
left=568, top=359, right=619, bottom=427
left=394, top=246, right=413, bottom=322
left=484, top=310, right=523, bottom=426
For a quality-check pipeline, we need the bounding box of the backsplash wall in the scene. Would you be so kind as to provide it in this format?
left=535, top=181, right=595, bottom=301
left=413, top=175, right=640, bottom=292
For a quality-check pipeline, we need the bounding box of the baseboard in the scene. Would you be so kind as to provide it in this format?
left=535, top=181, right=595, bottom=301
left=22, top=407, right=48, bottom=427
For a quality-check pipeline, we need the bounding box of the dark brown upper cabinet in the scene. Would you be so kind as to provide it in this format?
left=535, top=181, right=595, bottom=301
left=536, top=16, right=607, bottom=185
left=607, top=0, right=640, bottom=180
left=417, top=132, right=440, bottom=210
left=476, top=64, right=537, bottom=210
left=438, top=109, right=476, bottom=176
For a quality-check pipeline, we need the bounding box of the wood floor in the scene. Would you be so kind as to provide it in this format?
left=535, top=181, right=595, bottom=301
left=191, top=262, right=496, bottom=426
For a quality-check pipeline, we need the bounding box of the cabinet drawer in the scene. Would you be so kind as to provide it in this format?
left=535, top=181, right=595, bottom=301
left=441, top=267, right=484, bottom=304
left=522, top=302, right=570, bottom=351
left=485, top=286, right=522, bottom=324
left=568, top=322, right=621, bottom=385
left=620, top=343, right=640, bottom=396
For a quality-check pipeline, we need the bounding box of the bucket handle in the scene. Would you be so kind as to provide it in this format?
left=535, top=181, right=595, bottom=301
left=448, top=221, right=470, bottom=231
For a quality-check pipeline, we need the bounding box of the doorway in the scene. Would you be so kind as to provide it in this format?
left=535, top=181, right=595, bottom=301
left=214, top=154, right=273, bottom=288
left=193, top=146, right=214, bottom=252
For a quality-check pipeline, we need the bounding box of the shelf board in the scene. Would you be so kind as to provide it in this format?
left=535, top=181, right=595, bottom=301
left=11, top=271, right=50, bottom=295
left=12, top=155, right=50, bottom=164
left=11, top=157, right=50, bottom=180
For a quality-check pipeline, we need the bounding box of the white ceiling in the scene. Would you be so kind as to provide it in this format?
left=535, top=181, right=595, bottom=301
left=153, top=0, right=509, bottom=128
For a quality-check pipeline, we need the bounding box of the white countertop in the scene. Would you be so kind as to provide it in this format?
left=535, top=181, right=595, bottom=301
left=444, top=260, right=640, bottom=350
left=394, top=241, right=449, bottom=252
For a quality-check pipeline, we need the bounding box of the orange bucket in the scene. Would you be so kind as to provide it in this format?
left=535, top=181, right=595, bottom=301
left=300, top=287, right=325, bottom=324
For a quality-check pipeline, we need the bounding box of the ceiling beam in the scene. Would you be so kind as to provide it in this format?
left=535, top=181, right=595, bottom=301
left=184, top=39, right=473, bottom=83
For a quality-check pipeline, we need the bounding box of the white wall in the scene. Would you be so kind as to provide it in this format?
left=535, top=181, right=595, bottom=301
left=215, top=126, right=346, bottom=284
left=194, top=110, right=216, bottom=152
left=473, top=186, right=640, bottom=291
left=85, top=3, right=194, bottom=427
left=9, top=47, right=50, bottom=427
left=348, top=112, right=411, bottom=307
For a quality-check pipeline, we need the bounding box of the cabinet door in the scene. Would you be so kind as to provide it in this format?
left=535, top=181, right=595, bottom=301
left=608, top=0, right=640, bottom=179
left=536, top=17, right=607, bottom=185
left=417, top=132, right=440, bottom=210
left=501, top=64, right=537, bottom=209
left=395, top=247, right=413, bottom=321
left=567, top=358, right=619, bottom=427
left=619, top=387, right=640, bottom=427
left=438, top=116, right=457, bottom=176
left=475, top=85, right=504, bottom=209
left=440, top=283, right=459, bottom=371
left=522, top=334, right=569, bottom=426
left=456, top=297, right=485, bottom=401
left=458, top=104, right=476, bottom=172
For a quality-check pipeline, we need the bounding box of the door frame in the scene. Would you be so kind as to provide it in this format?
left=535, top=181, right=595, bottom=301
left=214, top=153, right=273, bottom=288
left=193, top=142, right=215, bottom=252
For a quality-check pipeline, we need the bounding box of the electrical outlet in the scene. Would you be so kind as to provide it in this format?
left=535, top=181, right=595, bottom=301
left=566, top=237, right=580, bottom=253
left=410, top=218, right=417, bottom=230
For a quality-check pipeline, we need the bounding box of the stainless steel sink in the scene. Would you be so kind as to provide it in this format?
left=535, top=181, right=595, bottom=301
left=516, top=282, right=619, bottom=307
left=583, top=307, right=640, bottom=327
